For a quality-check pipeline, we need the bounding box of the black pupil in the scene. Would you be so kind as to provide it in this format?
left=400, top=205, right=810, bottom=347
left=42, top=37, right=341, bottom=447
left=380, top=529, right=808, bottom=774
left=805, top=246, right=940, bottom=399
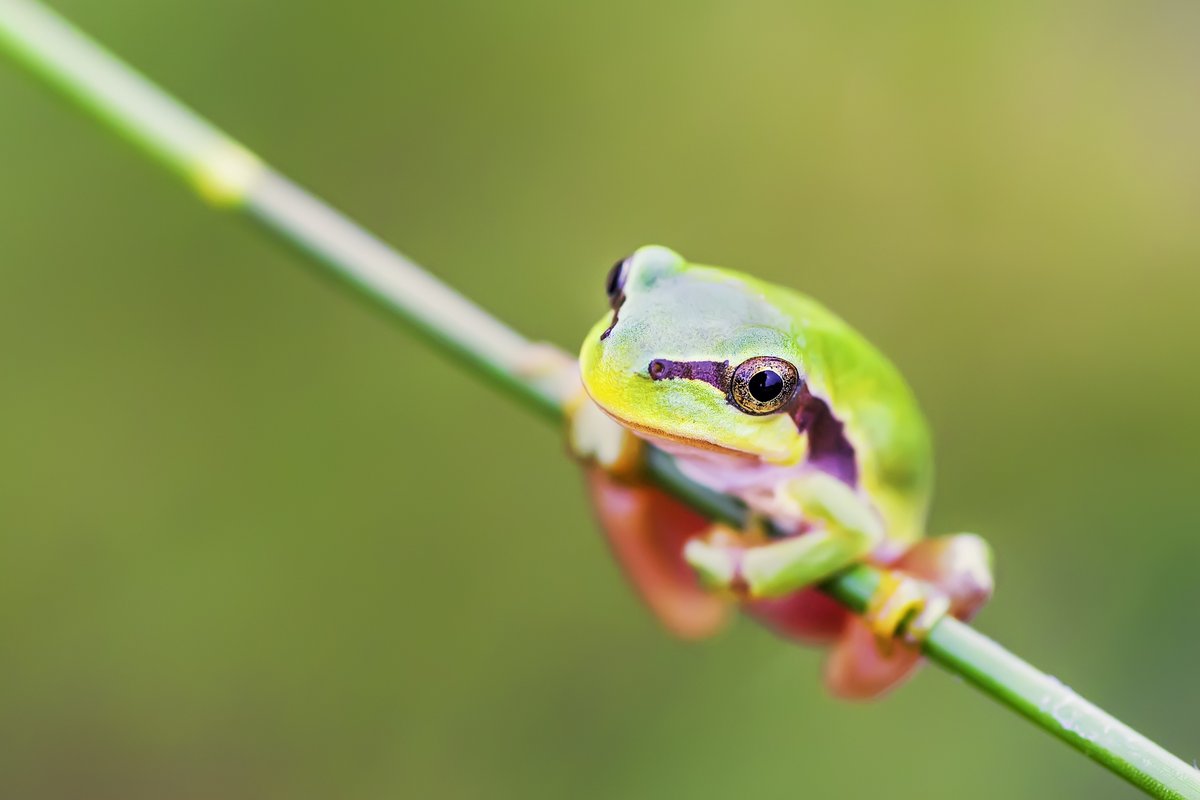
left=748, top=369, right=783, bottom=402
left=606, top=259, right=627, bottom=298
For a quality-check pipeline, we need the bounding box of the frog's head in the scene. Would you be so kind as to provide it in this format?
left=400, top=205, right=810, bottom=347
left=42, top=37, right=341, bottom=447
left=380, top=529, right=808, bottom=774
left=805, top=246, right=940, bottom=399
left=579, top=246, right=807, bottom=465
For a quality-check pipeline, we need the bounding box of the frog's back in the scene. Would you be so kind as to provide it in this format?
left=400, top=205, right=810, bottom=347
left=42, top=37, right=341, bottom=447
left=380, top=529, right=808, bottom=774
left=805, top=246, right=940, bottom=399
left=767, top=282, right=934, bottom=541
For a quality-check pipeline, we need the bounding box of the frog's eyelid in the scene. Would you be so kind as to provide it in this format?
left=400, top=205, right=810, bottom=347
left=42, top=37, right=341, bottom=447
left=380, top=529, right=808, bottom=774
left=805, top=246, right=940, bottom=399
left=606, top=257, right=631, bottom=301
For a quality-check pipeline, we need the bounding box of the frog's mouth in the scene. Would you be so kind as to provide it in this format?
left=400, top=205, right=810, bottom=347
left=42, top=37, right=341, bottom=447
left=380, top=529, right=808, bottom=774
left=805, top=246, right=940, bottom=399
left=592, top=403, right=761, bottom=460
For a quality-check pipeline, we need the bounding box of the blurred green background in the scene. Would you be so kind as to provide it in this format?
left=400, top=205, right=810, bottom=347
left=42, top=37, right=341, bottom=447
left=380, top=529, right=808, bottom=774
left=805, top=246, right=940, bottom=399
left=2, top=1, right=1198, bottom=798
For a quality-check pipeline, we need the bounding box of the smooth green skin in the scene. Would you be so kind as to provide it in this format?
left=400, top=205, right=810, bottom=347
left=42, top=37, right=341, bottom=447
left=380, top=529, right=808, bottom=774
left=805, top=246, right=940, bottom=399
left=579, top=246, right=935, bottom=597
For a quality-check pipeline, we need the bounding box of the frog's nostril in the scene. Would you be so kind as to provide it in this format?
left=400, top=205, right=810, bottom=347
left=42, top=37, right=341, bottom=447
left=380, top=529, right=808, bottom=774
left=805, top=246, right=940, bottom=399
left=646, top=359, right=732, bottom=391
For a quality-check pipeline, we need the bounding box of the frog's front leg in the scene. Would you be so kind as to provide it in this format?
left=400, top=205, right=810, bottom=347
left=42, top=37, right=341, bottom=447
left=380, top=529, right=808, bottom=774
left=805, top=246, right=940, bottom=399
left=682, top=472, right=883, bottom=598
left=683, top=473, right=963, bottom=647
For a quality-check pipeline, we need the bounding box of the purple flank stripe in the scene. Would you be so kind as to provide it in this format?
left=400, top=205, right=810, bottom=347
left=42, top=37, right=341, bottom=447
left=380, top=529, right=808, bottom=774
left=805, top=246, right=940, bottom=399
left=791, top=386, right=858, bottom=485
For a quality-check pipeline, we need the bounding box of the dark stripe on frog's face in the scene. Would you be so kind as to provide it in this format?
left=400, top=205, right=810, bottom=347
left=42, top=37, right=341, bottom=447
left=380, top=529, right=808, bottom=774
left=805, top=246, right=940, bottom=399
left=647, top=359, right=732, bottom=393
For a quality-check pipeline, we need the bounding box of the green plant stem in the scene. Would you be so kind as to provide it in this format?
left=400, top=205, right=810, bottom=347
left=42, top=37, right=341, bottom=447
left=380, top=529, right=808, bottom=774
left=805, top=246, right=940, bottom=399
left=1, top=2, right=1196, bottom=797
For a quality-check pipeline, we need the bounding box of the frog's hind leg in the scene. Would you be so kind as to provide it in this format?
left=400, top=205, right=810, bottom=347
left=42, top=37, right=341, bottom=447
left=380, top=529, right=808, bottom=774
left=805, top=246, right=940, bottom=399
left=824, top=619, right=923, bottom=700
left=585, top=468, right=732, bottom=639
left=825, top=533, right=994, bottom=699
left=745, top=590, right=848, bottom=645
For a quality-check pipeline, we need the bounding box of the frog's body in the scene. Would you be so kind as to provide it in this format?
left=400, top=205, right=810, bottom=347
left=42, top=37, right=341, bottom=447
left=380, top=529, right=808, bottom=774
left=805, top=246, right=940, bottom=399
left=570, top=246, right=993, bottom=699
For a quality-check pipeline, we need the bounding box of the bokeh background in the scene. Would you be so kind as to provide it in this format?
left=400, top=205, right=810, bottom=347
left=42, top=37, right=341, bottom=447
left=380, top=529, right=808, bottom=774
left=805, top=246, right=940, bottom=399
left=2, top=1, right=1198, bottom=798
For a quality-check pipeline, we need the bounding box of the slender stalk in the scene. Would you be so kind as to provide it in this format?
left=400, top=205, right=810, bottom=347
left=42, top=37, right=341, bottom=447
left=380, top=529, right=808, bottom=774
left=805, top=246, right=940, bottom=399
left=1, top=2, right=1195, bottom=797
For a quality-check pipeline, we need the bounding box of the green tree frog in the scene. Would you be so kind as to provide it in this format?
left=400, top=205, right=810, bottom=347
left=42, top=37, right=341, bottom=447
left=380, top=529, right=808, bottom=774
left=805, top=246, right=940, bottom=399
left=568, top=245, right=993, bottom=699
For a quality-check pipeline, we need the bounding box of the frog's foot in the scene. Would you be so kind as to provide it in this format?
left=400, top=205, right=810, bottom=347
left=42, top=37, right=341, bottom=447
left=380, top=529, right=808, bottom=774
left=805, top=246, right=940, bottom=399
left=513, top=340, right=573, bottom=383
left=515, top=342, right=579, bottom=391
left=681, top=526, right=756, bottom=595
left=824, top=572, right=942, bottom=700
left=565, top=390, right=643, bottom=481
left=890, top=533, right=994, bottom=623
left=824, top=533, right=995, bottom=699
left=866, top=533, right=994, bottom=648
left=515, top=341, right=593, bottom=414
left=865, top=572, right=950, bottom=652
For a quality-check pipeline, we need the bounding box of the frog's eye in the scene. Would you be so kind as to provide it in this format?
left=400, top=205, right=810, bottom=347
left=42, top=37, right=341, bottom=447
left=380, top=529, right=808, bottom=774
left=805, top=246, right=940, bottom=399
left=606, top=256, right=631, bottom=304
left=729, top=356, right=800, bottom=415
